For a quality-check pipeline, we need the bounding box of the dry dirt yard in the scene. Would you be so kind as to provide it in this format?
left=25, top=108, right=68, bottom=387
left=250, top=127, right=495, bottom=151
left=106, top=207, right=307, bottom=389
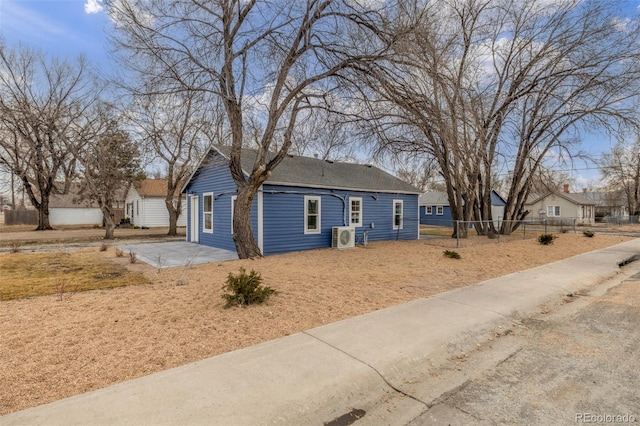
left=0, top=233, right=633, bottom=415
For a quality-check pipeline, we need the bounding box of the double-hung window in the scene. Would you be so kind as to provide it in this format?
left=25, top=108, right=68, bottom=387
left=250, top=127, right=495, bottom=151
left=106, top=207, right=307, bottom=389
left=393, top=200, right=403, bottom=230
left=203, top=192, right=213, bottom=233
left=547, top=205, right=560, bottom=217
left=426, top=206, right=433, bottom=215
left=350, top=197, right=362, bottom=227
left=436, top=206, right=444, bottom=215
left=305, top=196, right=321, bottom=234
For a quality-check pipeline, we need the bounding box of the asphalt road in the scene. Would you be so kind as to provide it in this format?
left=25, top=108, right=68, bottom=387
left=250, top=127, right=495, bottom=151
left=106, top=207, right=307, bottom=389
left=405, top=269, right=640, bottom=425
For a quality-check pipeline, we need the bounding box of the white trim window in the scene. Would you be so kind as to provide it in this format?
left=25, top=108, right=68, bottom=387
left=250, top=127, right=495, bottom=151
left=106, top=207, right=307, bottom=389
left=203, top=192, right=213, bottom=233
left=393, top=199, right=403, bottom=230
left=350, top=197, right=363, bottom=227
left=304, top=196, right=321, bottom=234
left=230, top=195, right=237, bottom=234
left=426, top=206, right=433, bottom=215
left=436, top=206, right=444, bottom=215
left=547, top=205, right=561, bottom=217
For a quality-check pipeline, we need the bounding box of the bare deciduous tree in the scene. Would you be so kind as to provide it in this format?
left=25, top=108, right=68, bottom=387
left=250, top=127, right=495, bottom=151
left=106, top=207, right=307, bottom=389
left=126, top=90, right=215, bottom=236
left=601, top=136, right=640, bottom=216
left=361, top=0, right=640, bottom=236
left=105, top=0, right=389, bottom=258
left=0, top=44, right=95, bottom=230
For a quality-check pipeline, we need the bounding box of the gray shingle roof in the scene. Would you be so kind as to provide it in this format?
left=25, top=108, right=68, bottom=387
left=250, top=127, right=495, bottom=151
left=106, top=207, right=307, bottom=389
left=212, top=146, right=421, bottom=194
left=419, top=192, right=449, bottom=206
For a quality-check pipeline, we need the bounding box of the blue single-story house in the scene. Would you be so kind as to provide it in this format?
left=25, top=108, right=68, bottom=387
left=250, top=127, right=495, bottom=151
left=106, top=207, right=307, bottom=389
left=420, top=190, right=507, bottom=227
left=182, top=146, right=422, bottom=256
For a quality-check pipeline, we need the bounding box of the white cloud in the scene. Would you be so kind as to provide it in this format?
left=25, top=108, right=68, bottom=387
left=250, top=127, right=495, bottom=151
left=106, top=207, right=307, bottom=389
left=84, top=0, right=104, bottom=14
left=611, top=17, right=632, bottom=33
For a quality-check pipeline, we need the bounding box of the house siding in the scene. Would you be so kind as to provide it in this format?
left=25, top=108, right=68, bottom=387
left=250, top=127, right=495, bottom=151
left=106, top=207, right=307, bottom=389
left=526, top=194, right=594, bottom=224
left=420, top=205, right=453, bottom=226
left=126, top=187, right=187, bottom=228
left=261, top=184, right=418, bottom=255
left=184, top=151, right=258, bottom=251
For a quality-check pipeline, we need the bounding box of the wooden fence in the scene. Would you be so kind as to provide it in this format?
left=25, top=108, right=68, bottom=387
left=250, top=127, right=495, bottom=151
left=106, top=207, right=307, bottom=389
left=4, top=210, right=38, bottom=226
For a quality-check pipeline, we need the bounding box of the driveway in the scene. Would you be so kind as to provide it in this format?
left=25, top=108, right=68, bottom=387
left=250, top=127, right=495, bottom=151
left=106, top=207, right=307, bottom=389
left=116, top=241, right=238, bottom=268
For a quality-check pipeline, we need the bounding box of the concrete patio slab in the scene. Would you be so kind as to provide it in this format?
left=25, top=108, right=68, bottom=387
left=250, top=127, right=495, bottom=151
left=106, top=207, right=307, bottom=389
left=116, top=241, right=238, bottom=268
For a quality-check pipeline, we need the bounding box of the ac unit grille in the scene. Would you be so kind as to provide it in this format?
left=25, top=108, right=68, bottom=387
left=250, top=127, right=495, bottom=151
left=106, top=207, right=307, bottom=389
left=332, top=226, right=355, bottom=249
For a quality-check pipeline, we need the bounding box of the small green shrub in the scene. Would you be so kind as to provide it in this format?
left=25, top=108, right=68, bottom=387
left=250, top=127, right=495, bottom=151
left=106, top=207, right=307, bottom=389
left=538, top=234, right=556, bottom=245
left=443, top=250, right=461, bottom=259
left=583, top=230, right=594, bottom=238
left=222, top=267, right=276, bottom=308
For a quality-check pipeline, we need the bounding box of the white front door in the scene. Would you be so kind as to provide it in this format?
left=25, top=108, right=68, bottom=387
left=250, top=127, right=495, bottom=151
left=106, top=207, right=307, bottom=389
left=190, top=195, right=199, bottom=243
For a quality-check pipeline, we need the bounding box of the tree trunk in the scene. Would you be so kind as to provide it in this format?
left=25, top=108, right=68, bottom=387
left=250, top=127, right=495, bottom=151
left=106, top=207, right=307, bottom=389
left=166, top=198, right=179, bottom=236
left=233, top=185, right=262, bottom=259
left=101, top=206, right=116, bottom=239
left=35, top=197, right=53, bottom=231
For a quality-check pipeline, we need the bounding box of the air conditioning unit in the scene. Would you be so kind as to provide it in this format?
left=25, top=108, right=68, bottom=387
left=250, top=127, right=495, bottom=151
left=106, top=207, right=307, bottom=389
left=332, top=226, right=355, bottom=249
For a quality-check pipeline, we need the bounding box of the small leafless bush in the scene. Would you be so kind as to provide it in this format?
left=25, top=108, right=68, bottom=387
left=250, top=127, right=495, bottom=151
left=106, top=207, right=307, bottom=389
left=9, top=241, right=21, bottom=253
left=176, top=248, right=201, bottom=286
left=54, top=278, right=73, bottom=302
left=129, top=251, right=137, bottom=264
left=155, top=254, right=166, bottom=273
left=99, top=243, right=109, bottom=252
left=115, top=249, right=124, bottom=257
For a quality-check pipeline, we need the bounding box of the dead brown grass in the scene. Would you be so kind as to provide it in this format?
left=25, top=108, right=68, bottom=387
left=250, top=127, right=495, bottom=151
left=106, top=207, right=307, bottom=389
left=0, top=251, right=149, bottom=301
left=0, top=233, right=633, bottom=415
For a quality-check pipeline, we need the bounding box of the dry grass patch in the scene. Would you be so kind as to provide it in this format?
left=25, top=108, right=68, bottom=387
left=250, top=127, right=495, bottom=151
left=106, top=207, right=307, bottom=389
left=0, top=250, right=148, bottom=301
left=420, top=225, right=453, bottom=236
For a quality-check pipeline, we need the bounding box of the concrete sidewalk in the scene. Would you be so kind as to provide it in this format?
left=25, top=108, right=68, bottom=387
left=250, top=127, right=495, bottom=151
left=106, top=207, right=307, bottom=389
left=3, top=239, right=640, bottom=425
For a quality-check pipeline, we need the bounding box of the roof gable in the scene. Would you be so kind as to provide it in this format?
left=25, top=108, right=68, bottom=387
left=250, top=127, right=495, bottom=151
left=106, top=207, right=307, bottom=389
left=526, top=191, right=596, bottom=206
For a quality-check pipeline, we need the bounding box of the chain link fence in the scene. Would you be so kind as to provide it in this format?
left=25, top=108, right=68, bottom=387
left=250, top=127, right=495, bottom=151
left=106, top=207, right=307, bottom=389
left=420, top=216, right=640, bottom=248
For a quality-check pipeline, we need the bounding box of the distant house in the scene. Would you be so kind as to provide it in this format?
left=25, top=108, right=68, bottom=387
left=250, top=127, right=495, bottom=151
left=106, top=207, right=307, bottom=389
left=419, top=192, right=451, bottom=226
left=125, top=179, right=186, bottom=228
left=524, top=185, right=595, bottom=225
left=48, top=185, right=125, bottom=227
left=420, top=190, right=506, bottom=227
left=182, top=146, right=421, bottom=256
left=582, top=190, right=629, bottom=221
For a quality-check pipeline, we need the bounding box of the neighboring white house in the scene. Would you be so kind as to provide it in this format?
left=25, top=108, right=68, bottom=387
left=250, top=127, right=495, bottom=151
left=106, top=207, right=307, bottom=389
left=125, top=179, right=186, bottom=228
left=48, top=186, right=125, bottom=227
left=524, top=185, right=596, bottom=225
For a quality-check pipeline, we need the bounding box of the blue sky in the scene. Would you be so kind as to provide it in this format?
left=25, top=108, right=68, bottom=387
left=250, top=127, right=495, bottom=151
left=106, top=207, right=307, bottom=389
left=0, top=0, right=110, bottom=70
left=0, top=0, right=639, bottom=188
